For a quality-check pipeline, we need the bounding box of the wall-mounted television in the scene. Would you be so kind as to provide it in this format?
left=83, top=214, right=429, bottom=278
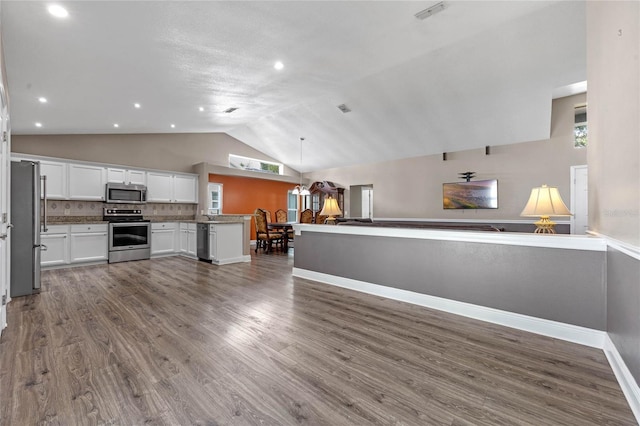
left=443, top=179, right=498, bottom=209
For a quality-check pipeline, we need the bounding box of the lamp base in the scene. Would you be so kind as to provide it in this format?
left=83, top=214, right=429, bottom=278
left=533, top=216, right=556, bottom=234
left=325, top=216, right=337, bottom=225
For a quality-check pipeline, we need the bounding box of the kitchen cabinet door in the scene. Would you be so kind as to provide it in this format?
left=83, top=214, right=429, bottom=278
left=151, top=223, right=178, bottom=255
left=179, top=223, right=197, bottom=257
left=69, top=164, right=105, bottom=200
left=174, top=175, right=198, bottom=203
left=41, top=233, right=69, bottom=267
left=107, top=168, right=147, bottom=186
left=40, top=160, right=68, bottom=199
left=70, top=224, right=108, bottom=263
left=106, top=168, right=127, bottom=184
left=147, top=172, right=173, bottom=202
left=187, top=229, right=197, bottom=256
left=209, top=223, right=244, bottom=264
left=127, top=169, right=146, bottom=186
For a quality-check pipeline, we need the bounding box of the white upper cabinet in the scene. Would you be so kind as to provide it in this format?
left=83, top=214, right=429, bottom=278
left=68, top=164, right=106, bottom=200
left=174, top=174, right=198, bottom=203
left=39, top=160, right=68, bottom=199
left=106, top=167, right=147, bottom=186
left=148, top=172, right=198, bottom=203
left=12, top=154, right=197, bottom=203
left=146, top=172, right=174, bottom=202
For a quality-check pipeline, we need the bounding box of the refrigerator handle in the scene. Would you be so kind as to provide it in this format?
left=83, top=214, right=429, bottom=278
left=41, top=175, right=48, bottom=233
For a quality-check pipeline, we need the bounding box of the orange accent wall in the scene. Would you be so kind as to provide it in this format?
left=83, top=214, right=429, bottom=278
left=209, top=174, right=294, bottom=238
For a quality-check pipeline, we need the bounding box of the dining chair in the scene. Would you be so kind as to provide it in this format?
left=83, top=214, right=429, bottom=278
left=263, top=209, right=272, bottom=224
left=315, top=214, right=328, bottom=225
left=300, top=209, right=313, bottom=224
left=254, top=208, right=282, bottom=253
left=275, top=209, right=287, bottom=223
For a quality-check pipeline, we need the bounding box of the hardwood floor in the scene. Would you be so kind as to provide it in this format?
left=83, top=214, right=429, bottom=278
left=0, top=252, right=635, bottom=425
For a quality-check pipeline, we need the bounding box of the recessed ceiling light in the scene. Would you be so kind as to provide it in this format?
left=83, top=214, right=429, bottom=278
left=38, top=97, right=48, bottom=103
left=170, top=124, right=176, bottom=128
left=134, top=103, right=141, bottom=109
left=274, top=61, right=284, bottom=70
left=113, top=123, right=119, bottom=128
left=199, top=107, right=204, bottom=112
left=47, top=4, right=69, bottom=18
left=35, top=122, right=43, bottom=128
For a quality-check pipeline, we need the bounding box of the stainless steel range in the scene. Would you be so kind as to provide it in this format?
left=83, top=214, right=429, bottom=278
left=104, top=208, right=151, bottom=263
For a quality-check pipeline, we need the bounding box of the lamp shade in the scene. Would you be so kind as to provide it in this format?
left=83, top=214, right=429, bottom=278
left=520, top=185, right=572, bottom=217
left=319, top=197, right=342, bottom=217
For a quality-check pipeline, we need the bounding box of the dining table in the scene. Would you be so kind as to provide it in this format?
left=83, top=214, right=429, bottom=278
left=267, top=222, right=296, bottom=251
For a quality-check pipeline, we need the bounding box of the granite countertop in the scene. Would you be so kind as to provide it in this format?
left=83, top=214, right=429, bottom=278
left=47, top=215, right=198, bottom=225
left=47, top=216, right=247, bottom=225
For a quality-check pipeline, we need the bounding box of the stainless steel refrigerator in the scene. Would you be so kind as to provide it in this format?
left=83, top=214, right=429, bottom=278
left=10, top=160, right=44, bottom=297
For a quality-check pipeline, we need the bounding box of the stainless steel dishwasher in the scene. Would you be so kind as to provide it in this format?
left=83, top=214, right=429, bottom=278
left=197, top=223, right=211, bottom=262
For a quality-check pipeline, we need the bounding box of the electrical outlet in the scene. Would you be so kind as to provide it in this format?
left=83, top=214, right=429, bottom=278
left=64, top=208, right=71, bottom=215
left=153, top=209, right=158, bottom=215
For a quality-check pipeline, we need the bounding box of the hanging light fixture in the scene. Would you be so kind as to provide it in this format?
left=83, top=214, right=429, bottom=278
left=292, top=137, right=310, bottom=196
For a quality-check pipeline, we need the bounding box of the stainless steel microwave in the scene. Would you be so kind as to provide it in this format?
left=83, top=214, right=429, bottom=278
left=105, top=183, right=147, bottom=204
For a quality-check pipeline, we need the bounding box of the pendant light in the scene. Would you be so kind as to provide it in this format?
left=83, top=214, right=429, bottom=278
left=292, top=137, right=310, bottom=196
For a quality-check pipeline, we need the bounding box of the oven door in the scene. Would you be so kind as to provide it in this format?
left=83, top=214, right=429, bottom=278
left=109, top=222, right=151, bottom=251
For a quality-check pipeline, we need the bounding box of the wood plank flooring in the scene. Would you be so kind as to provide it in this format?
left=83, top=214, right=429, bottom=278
left=0, top=252, right=636, bottom=425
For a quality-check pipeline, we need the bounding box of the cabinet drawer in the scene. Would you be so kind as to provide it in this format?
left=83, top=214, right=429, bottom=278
left=180, top=223, right=196, bottom=231
left=71, top=224, right=108, bottom=233
left=152, top=222, right=177, bottom=230
left=42, top=224, right=69, bottom=235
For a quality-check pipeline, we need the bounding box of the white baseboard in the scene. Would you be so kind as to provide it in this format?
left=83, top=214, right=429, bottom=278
left=604, top=335, right=640, bottom=423
left=212, top=255, right=251, bottom=265
left=292, top=268, right=606, bottom=349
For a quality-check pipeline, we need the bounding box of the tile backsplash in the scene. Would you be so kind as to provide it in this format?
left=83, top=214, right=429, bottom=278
left=44, top=200, right=197, bottom=218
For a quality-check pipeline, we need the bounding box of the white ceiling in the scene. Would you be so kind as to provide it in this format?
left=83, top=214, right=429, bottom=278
left=1, top=1, right=586, bottom=173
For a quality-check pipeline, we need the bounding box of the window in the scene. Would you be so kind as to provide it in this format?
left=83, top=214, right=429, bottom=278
left=208, top=183, right=222, bottom=214
left=287, top=191, right=298, bottom=222
left=574, top=104, right=587, bottom=148
left=229, top=154, right=283, bottom=175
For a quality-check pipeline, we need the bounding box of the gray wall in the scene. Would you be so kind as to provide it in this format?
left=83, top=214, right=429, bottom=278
left=294, top=231, right=606, bottom=330
left=607, top=248, right=640, bottom=384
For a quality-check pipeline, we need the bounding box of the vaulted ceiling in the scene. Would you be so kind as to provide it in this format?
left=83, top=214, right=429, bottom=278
left=1, top=1, right=586, bottom=172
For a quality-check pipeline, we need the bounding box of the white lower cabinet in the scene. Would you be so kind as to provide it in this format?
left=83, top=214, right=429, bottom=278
left=41, top=225, right=70, bottom=267
left=151, top=222, right=178, bottom=255
left=179, top=223, right=197, bottom=258
left=69, top=224, right=108, bottom=263
left=208, top=223, right=246, bottom=265
left=41, top=223, right=108, bottom=268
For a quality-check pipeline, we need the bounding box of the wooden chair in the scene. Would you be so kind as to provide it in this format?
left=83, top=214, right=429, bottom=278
left=254, top=208, right=282, bottom=253
left=263, top=209, right=272, bottom=224
left=300, top=209, right=313, bottom=224
left=315, top=214, right=328, bottom=225
left=275, top=209, right=287, bottom=223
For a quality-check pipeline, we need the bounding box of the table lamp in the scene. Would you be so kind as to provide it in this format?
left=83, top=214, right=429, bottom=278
left=520, top=185, right=572, bottom=234
left=319, top=196, right=342, bottom=224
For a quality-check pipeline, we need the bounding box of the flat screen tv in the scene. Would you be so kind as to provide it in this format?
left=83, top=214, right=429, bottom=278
left=443, top=179, right=498, bottom=209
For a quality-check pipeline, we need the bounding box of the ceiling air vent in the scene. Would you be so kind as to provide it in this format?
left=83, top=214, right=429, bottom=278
left=337, top=104, right=351, bottom=113
left=415, top=2, right=446, bottom=20
left=224, top=107, right=238, bottom=113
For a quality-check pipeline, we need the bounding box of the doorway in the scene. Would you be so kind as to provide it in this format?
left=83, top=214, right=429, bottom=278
left=349, top=184, right=374, bottom=219
left=570, top=165, right=588, bottom=234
